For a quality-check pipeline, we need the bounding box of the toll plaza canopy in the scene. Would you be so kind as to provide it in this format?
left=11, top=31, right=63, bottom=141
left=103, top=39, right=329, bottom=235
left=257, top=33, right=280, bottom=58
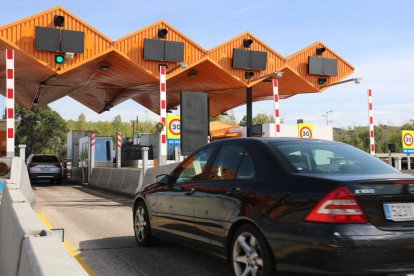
left=0, top=6, right=354, bottom=116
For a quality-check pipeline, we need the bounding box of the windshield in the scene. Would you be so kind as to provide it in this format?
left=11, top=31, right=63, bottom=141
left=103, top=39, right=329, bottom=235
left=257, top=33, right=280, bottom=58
left=32, top=155, right=59, bottom=163
left=269, top=141, right=398, bottom=174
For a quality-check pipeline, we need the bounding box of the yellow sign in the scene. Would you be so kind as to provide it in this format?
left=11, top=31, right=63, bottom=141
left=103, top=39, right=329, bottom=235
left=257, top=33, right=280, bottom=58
left=298, top=123, right=313, bottom=139
left=167, top=115, right=181, bottom=139
left=402, top=130, right=414, bottom=154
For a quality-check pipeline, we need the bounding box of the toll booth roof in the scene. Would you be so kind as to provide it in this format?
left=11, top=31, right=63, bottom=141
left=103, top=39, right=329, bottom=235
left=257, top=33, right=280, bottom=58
left=0, top=6, right=354, bottom=116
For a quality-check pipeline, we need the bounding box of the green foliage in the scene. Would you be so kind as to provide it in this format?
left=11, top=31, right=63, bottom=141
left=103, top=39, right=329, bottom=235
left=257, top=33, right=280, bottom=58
left=210, top=110, right=238, bottom=125
left=239, top=112, right=275, bottom=126
left=334, top=124, right=405, bottom=153
left=66, top=114, right=157, bottom=146
left=15, top=104, right=68, bottom=159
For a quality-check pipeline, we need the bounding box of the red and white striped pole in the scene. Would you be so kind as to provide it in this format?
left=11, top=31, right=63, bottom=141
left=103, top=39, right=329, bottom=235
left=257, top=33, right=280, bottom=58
left=159, top=65, right=167, bottom=165
left=6, top=49, right=15, bottom=157
left=91, top=132, right=96, bottom=151
left=117, top=131, right=121, bottom=168
left=89, top=132, right=96, bottom=182
left=368, top=89, right=375, bottom=155
left=273, top=79, right=281, bottom=137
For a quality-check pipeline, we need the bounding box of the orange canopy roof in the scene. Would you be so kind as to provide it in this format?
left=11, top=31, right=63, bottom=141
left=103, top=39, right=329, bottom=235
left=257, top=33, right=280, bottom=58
left=210, top=121, right=241, bottom=139
left=0, top=6, right=354, bottom=116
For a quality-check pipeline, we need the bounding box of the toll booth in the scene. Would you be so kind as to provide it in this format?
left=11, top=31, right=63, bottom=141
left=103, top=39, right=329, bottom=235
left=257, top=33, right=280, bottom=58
left=68, top=132, right=114, bottom=182
left=121, top=133, right=157, bottom=167
left=78, top=136, right=114, bottom=169
left=67, top=130, right=94, bottom=168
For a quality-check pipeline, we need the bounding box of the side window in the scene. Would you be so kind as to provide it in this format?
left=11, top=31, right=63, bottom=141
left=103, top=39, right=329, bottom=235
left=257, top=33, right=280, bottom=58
left=175, top=147, right=214, bottom=183
left=208, top=145, right=246, bottom=181
left=236, top=152, right=255, bottom=180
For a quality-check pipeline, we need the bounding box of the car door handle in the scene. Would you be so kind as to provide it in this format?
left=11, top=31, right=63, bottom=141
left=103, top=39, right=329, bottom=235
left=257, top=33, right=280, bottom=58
left=185, top=188, right=196, bottom=196
left=226, top=187, right=241, bottom=196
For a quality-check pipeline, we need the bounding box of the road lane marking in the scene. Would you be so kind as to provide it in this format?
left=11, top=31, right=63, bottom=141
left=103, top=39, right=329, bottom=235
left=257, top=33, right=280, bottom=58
left=37, top=213, right=96, bottom=276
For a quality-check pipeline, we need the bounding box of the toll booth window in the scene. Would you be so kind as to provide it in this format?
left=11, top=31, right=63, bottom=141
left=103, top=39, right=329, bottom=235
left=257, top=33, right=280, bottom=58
left=95, top=139, right=111, bottom=161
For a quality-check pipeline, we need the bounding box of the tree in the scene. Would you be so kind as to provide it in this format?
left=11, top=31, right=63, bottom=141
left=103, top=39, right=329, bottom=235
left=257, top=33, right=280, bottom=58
left=253, top=112, right=275, bottom=125
left=76, top=113, right=87, bottom=130
left=239, top=112, right=275, bottom=126
left=15, top=104, right=68, bottom=158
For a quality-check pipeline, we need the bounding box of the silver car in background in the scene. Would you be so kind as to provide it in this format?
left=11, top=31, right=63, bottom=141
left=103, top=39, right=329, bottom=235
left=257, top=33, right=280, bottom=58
left=27, top=154, right=62, bottom=184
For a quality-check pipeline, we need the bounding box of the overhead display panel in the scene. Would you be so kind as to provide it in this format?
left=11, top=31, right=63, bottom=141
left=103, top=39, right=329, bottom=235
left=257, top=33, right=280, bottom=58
left=143, top=39, right=165, bottom=61
left=165, top=41, right=184, bottom=62
left=232, top=48, right=267, bottom=70
left=144, top=38, right=184, bottom=62
left=308, top=56, right=338, bottom=76
left=61, top=30, right=85, bottom=53
left=35, top=27, right=61, bottom=52
left=250, top=50, right=267, bottom=70
left=232, top=48, right=251, bottom=69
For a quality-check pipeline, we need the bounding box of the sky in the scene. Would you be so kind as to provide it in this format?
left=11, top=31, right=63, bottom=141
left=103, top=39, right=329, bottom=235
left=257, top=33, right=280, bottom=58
left=1, top=0, right=414, bottom=127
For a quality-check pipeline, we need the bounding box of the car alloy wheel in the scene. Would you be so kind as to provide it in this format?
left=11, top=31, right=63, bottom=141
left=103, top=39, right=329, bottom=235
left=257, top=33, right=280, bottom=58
left=232, top=224, right=275, bottom=276
left=135, top=205, right=147, bottom=242
left=134, top=202, right=157, bottom=247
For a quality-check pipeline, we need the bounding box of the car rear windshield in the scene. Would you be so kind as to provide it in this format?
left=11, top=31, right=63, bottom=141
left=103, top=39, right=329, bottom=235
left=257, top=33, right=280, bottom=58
left=32, top=155, right=59, bottom=163
left=269, top=141, right=398, bottom=174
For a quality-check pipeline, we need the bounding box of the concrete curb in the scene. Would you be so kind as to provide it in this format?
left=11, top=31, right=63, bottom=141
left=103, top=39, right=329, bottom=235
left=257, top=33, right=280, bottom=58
left=0, top=157, right=87, bottom=276
left=87, top=163, right=179, bottom=198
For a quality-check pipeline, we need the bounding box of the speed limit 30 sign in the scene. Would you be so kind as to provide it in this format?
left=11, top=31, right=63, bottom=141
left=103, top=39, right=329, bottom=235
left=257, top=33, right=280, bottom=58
left=298, top=124, right=313, bottom=139
left=402, top=130, right=414, bottom=154
left=167, top=115, right=181, bottom=139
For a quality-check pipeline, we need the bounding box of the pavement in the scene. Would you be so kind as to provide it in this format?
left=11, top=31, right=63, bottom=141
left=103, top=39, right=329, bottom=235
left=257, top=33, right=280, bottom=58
left=32, top=181, right=231, bottom=276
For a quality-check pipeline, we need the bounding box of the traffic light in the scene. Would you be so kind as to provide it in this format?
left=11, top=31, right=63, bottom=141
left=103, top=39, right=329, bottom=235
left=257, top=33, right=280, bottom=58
left=245, top=71, right=254, bottom=79
left=318, top=78, right=327, bottom=85
left=55, top=54, right=65, bottom=64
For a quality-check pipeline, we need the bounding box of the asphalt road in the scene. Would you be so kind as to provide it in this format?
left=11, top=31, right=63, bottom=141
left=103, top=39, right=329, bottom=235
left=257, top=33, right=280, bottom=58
left=32, top=181, right=232, bottom=276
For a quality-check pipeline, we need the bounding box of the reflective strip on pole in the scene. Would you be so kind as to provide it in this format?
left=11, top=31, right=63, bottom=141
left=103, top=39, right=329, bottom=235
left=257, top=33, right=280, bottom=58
left=117, top=131, right=121, bottom=168
left=368, top=89, right=375, bottom=155
left=273, top=79, right=281, bottom=137
left=6, top=49, right=14, bottom=157
left=117, top=131, right=122, bottom=150
left=91, top=132, right=96, bottom=150
left=159, top=65, right=167, bottom=161
left=89, top=132, right=96, bottom=183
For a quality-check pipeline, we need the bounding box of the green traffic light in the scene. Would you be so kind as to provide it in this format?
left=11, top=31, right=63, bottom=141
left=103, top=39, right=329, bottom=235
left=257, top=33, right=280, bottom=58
left=318, top=78, right=327, bottom=85
left=55, top=54, right=65, bottom=64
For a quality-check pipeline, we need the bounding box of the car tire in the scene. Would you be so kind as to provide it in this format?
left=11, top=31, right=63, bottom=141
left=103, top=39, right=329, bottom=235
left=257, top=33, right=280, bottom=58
left=56, top=178, right=62, bottom=184
left=134, top=201, right=157, bottom=247
left=231, top=224, right=276, bottom=276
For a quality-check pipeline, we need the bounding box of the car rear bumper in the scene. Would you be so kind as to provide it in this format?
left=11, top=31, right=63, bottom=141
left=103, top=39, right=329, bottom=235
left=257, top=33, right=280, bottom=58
left=29, top=173, right=61, bottom=180
left=267, top=226, right=414, bottom=275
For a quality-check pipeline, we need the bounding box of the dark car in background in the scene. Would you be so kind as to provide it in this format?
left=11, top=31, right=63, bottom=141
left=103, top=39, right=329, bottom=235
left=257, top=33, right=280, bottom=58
left=133, top=138, right=414, bottom=275
left=27, top=154, right=62, bottom=184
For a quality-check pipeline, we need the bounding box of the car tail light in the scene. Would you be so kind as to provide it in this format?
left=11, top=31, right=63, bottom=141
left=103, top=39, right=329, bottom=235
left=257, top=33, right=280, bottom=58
left=306, top=186, right=367, bottom=224
left=28, top=163, right=37, bottom=168
left=52, top=163, right=62, bottom=168
left=393, top=180, right=414, bottom=184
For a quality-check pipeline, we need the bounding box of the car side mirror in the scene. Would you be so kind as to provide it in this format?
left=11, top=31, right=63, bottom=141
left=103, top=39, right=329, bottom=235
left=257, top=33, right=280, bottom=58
left=156, top=174, right=175, bottom=185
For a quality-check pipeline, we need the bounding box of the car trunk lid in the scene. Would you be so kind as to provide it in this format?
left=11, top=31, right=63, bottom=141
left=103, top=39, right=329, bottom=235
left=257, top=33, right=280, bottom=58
left=301, top=173, right=414, bottom=229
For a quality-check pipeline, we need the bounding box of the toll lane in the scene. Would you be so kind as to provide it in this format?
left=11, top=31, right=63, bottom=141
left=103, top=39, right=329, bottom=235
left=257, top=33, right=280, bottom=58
left=32, top=182, right=231, bottom=276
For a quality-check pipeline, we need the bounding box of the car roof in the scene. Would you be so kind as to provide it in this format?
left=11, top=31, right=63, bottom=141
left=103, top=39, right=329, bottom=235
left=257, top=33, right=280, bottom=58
left=211, top=137, right=339, bottom=145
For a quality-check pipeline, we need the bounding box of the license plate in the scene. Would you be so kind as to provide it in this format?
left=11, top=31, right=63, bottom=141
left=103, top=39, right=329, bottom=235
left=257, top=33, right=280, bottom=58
left=40, top=168, right=51, bottom=172
left=383, top=203, right=414, bottom=222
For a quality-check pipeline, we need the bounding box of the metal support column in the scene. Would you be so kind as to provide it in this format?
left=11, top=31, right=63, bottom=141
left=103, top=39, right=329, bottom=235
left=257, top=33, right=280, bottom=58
left=246, top=87, right=252, bottom=137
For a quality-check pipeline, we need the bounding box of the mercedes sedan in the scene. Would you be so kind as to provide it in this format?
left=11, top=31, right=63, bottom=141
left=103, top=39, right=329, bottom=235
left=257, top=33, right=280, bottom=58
left=133, top=138, right=414, bottom=275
